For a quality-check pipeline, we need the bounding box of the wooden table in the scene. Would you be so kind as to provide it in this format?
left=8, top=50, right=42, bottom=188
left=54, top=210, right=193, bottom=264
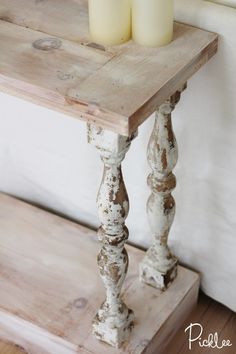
left=0, top=194, right=199, bottom=354
left=0, top=0, right=218, bottom=351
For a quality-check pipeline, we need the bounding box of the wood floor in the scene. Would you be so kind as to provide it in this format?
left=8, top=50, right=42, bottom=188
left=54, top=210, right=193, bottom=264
left=0, top=292, right=235, bottom=354
left=165, top=292, right=236, bottom=354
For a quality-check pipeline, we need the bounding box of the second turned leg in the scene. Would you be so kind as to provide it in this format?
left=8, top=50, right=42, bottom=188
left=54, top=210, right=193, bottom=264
left=140, top=88, right=185, bottom=290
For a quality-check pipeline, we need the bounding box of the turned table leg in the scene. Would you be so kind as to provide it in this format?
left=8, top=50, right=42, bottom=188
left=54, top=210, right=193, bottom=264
left=88, top=125, right=137, bottom=348
left=140, top=87, right=185, bottom=290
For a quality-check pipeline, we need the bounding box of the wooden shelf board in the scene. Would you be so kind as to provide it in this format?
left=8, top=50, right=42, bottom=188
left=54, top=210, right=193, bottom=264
left=0, top=193, right=199, bottom=354
left=0, top=1, right=218, bottom=135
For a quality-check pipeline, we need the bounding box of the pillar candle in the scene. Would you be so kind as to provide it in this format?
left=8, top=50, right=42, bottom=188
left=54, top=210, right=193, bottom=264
left=88, top=0, right=131, bottom=46
left=132, top=0, right=174, bottom=47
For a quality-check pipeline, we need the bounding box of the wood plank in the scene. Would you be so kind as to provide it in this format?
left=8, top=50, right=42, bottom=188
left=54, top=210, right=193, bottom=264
left=179, top=299, right=233, bottom=354
left=2, top=293, right=236, bottom=354
left=0, top=193, right=199, bottom=354
left=165, top=293, right=213, bottom=354
left=0, top=1, right=218, bottom=135
left=0, top=17, right=129, bottom=133
left=0, top=19, right=128, bottom=133
left=165, top=293, right=235, bottom=354
left=217, top=314, right=236, bottom=354
left=0, top=0, right=90, bottom=43
left=165, top=293, right=236, bottom=354
left=70, top=23, right=218, bottom=135
left=0, top=342, right=26, bottom=354
left=0, top=20, right=112, bottom=104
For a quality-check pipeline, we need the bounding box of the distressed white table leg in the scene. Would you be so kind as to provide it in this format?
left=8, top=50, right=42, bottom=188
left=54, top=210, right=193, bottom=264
left=140, top=87, right=185, bottom=290
left=88, top=124, right=137, bottom=348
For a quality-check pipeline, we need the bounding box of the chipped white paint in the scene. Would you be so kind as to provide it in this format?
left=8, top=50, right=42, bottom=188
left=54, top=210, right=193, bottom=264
left=88, top=124, right=137, bottom=348
left=140, top=89, right=185, bottom=290
left=0, top=194, right=200, bottom=354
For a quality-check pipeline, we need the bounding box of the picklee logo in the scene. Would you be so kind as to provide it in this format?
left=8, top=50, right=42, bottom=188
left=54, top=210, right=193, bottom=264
left=185, top=323, right=232, bottom=350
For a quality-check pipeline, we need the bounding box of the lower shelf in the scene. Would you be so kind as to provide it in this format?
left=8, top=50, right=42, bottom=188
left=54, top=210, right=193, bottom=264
left=0, top=193, right=199, bottom=354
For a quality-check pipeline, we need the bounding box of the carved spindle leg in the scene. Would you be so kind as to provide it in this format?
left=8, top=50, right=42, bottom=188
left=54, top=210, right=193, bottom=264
left=88, top=125, right=136, bottom=348
left=140, top=88, right=184, bottom=290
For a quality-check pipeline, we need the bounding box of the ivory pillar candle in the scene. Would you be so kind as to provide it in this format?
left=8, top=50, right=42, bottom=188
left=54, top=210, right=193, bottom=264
left=88, top=0, right=131, bottom=46
left=132, top=0, right=174, bottom=47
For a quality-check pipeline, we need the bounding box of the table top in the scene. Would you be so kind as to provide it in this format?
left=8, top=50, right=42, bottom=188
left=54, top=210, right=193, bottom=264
left=0, top=0, right=218, bottom=136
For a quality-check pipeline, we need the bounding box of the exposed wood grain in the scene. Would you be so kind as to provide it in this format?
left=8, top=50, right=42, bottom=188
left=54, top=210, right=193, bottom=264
left=217, top=314, right=236, bottom=354
left=0, top=193, right=199, bottom=354
left=2, top=292, right=236, bottom=354
left=164, top=292, right=236, bottom=354
left=0, top=19, right=112, bottom=94
left=0, top=0, right=90, bottom=43
left=0, top=20, right=115, bottom=115
left=0, top=342, right=26, bottom=354
left=0, top=1, right=218, bottom=135
left=70, top=24, right=218, bottom=135
left=179, top=300, right=233, bottom=354
left=165, top=292, right=212, bottom=354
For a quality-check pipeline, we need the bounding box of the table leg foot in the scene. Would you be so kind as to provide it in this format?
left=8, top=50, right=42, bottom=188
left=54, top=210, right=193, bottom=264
left=140, top=253, right=178, bottom=290
left=93, top=300, right=134, bottom=348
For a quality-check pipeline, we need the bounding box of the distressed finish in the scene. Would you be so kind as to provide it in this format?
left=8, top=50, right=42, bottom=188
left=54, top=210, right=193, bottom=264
left=0, top=2, right=218, bottom=135
left=0, top=193, right=200, bottom=354
left=0, top=2, right=218, bottom=349
left=88, top=125, right=137, bottom=348
left=140, top=87, right=185, bottom=290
